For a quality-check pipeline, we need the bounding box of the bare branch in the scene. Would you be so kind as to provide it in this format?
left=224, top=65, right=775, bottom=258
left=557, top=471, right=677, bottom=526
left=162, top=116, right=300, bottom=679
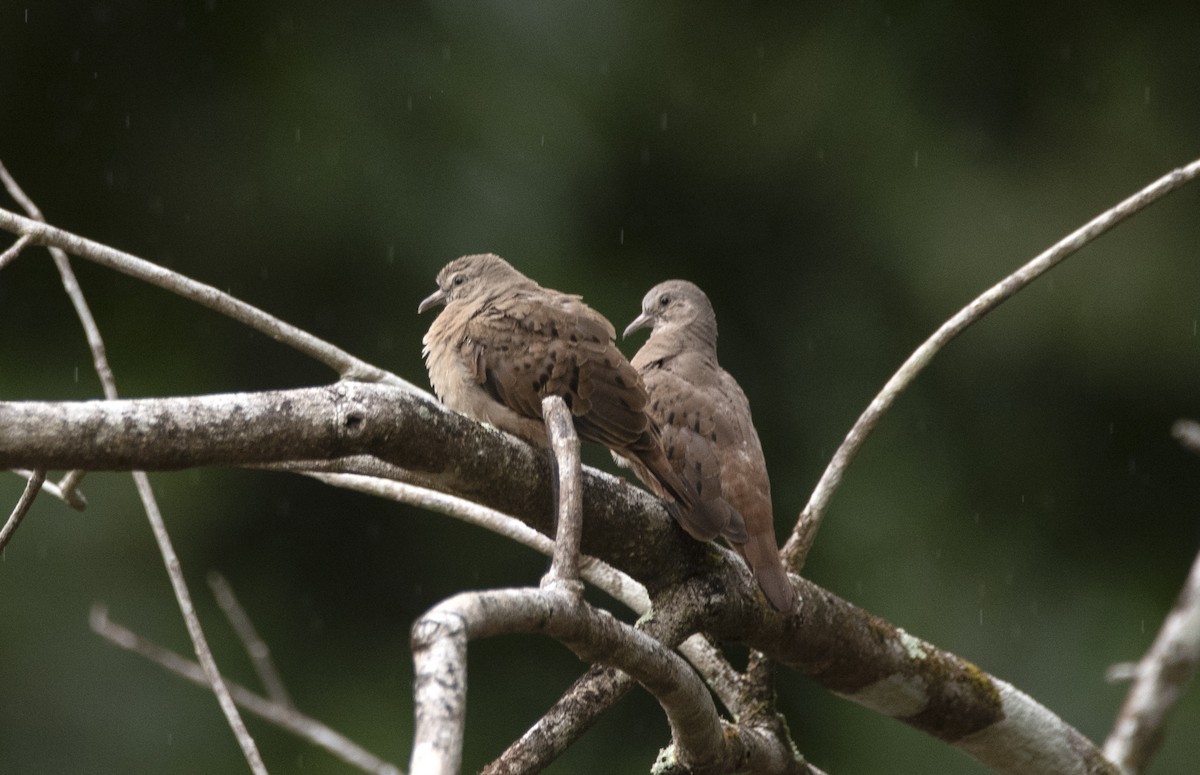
left=679, top=632, right=744, bottom=719
left=742, top=590, right=1119, bottom=775
left=54, top=469, right=89, bottom=510
left=0, top=165, right=267, bottom=772
left=410, top=588, right=727, bottom=775
left=133, top=472, right=267, bottom=774
left=0, top=382, right=706, bottom=595
left=0, top=162, right=43, bottom=216
left=0, top=469, right=45, bottom=552
left=90, top=605, right=402, bottom=775
left=312, top=467, right=755, bottom=758
left=317, top=470, right=765, bottom=769
left=1103, top=546, right=1200, bottom=773
left=1, top=163, right=105, bottom=503
left=409, top=608, right=468, bottom=775
left=541, top=395, right=584, bottom=589
left=482, top=582, right=760, bottom=775
left=0, top=204, right=412, bottom=387
left=783, top=156, right=1200, bottom=572
left=9, top=469, right=89, bottom=511
left=208, top=571, right=293, bottom=708
left=482, top=664, right=634, bottom=775
left=9, top=470, right=81, bottom=509
left=0, top=233, right=32, bottom=269
left=0, top=382, right=1121, bottom=773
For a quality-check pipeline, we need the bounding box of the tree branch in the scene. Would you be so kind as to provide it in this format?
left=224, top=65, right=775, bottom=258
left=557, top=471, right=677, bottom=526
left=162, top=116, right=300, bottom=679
left=208, top=571, right=293, bottom=708
left=0, top=204, right=411, bottom=388
left=0, top=469, right=45, bottom=552
left=133, top=471, right=268, bottom=774
left=541, top=395, right=584, bottom=589
left=0, top=382, right=1123, bottom=773
left=90, top=605, right=402, bottom=775
left=1, top=163, right=266, bottom=773
left=783, top=156, right=1200, bottom=573
left=1103, top=547, right=1200, bottom=773
left=0, top=232, right=32, bottom=269
left=410, top=587, right=730, bottom=775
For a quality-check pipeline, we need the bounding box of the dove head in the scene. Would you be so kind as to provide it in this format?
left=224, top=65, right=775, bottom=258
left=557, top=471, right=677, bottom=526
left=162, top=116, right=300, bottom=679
left=624, top=279, right=718, bottom=349
left=418, top=253, right=533, bottom=313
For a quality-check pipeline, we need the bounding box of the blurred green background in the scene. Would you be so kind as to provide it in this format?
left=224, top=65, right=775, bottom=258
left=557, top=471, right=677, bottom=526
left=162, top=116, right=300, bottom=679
left=3, top=2, right=1200, bottom=773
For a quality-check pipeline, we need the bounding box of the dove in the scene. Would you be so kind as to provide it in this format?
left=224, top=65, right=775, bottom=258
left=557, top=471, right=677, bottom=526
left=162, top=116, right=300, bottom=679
left=624, top=280, right=796, bottom=611
left=419, top=254, right=746, bottom=544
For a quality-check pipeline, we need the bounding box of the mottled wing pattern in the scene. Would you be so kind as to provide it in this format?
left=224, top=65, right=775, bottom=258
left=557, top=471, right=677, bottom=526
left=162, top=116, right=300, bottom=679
left=461, top=290, right=652, bottom=450
left=641, top=359, right=749, bottom=543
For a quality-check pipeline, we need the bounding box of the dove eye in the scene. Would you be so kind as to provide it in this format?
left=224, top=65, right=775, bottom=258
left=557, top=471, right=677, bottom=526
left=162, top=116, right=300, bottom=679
left=658, top=294, right=670, bottom=307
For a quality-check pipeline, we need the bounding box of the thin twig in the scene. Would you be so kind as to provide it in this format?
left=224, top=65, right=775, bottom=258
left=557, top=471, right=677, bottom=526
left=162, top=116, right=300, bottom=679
left=133, top=472, right=268, bottom=774
left=90, top=605, right=402, bottom=775
left=783, top=155, right=1200, bottom=572
left=0, top=469, right=46, bottom=552
left=541, top=396, right=583, bottom=588
left=54, top=469, right=89, bottom=510
left=1103, top=546, right=1200, bottom=774
left=0, top=203, right=412, bottom=388
left=0, top=162, right=41, bottom=215
left=10, top=469, right=87, bottom=511
left=0, top=164, right=267, bottom=773
left=0, top=169, right=94, bottom=394
left=0, top=233, right=32, bottom=269
left=208, top=571, right=293, bottom=708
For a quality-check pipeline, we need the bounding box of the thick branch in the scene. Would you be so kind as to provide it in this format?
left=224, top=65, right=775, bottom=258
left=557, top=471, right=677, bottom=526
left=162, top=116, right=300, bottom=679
left=0, top=385, right=1118, bottom=773
left=0, top=383, right=705, bottom=594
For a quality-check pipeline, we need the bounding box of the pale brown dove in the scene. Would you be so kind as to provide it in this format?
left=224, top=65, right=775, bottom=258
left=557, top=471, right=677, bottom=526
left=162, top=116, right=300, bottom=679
left=418, top=254, right=746, bottom=544
left=624, top=280, right=797, bottom=612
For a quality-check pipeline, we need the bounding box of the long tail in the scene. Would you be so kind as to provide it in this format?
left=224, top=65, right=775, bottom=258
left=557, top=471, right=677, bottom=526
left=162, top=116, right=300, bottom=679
left=736, top=531, right=797, bottom=612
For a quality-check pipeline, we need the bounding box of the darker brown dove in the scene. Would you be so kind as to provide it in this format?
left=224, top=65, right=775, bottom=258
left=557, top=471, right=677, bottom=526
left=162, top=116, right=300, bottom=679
left=418, top=254, right=745, bottom=543
left=624, top=280, right=797, bottom=612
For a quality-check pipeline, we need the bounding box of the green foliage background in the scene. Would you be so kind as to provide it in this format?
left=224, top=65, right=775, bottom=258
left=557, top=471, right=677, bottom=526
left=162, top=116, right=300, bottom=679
left=3, top=3, right=1199, bottom=772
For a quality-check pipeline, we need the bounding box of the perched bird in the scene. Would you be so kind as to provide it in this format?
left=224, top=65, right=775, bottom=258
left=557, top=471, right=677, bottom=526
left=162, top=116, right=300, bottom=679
left=624, top=280, right=797, bottom=612
left=418, top=254, right=746, bottom=543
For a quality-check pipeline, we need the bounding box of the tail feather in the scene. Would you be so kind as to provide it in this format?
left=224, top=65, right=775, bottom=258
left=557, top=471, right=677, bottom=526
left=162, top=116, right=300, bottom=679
left=736, top=531, right=797, bottom=612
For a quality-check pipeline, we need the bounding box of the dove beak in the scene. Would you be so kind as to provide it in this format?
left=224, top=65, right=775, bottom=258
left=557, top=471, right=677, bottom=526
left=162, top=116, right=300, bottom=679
left=418, top=288, right=448, bottom=314
left=622, top=312, right=654, bottom=339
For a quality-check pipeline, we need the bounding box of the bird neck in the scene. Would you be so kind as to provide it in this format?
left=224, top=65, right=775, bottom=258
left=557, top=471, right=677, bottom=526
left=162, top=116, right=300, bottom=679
left=682, top=316, right=719, bottom=355
left=646, top=320, right=718, bottom=361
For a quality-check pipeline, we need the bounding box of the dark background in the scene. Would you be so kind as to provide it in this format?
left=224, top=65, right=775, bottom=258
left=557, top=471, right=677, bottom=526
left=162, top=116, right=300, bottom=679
left=3, top=2, right=1200, bottom=773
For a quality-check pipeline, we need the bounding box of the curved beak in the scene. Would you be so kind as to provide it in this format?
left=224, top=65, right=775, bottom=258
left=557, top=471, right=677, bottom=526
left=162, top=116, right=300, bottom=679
left=622, top=311, right=653, bottom=340
left=418, top=288, right=447, bottom=314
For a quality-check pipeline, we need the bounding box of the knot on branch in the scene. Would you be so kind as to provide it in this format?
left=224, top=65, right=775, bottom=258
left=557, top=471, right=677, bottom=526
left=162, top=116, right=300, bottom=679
left=330, top=382, right=370, bottom=439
